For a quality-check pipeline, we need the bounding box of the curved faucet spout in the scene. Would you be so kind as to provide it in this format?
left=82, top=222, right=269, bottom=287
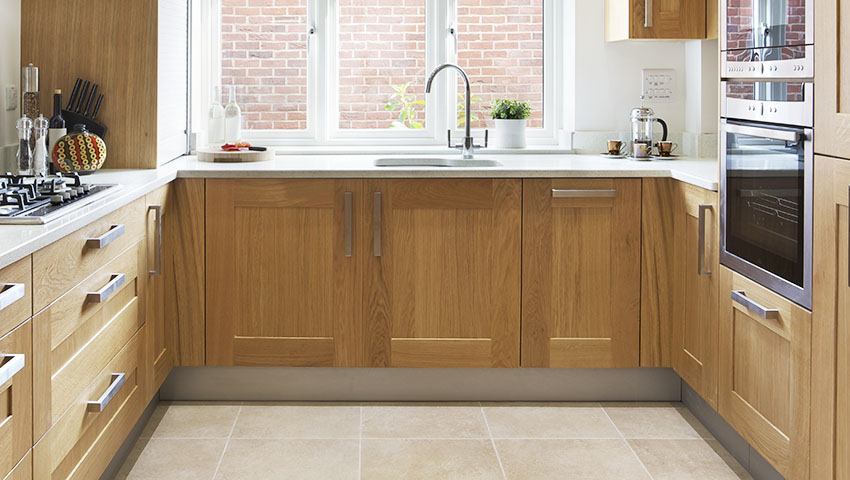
left=425, top=63, right=477, bottom=159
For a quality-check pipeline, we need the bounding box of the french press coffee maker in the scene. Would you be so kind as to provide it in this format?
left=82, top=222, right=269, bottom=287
left=630, top=96, right=668, bottom=157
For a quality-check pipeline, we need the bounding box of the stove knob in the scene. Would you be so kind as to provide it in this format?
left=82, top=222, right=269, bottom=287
left=75, top=187, right=86, bottom=196
left=50, top=194, right=63, bottom=205
left=82, top=184, right=91, bottom=193
left=62, top=191, right=71, bottom=201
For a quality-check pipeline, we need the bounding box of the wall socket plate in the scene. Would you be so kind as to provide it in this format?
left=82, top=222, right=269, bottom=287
left=642, top=69, right=675, bottom=103
left=4, top=86, right=17, bottom=111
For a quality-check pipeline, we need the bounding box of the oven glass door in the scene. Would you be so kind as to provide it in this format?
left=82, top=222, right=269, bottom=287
left=725, top=0, right=809, bottom=52
left=722, top=121, right=812, bottom=308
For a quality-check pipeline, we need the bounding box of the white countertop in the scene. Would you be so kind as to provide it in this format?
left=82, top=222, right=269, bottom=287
left=0, top=153, right=718, bottom=270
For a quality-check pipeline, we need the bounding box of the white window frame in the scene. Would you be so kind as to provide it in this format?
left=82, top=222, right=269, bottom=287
left=194, top=0, right=563, bottom=147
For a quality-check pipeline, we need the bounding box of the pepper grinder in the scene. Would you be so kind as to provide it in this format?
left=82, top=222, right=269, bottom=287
left=15, top=116, right=33, bottom=175
left=32, top=115, right=49, bottom=176
left=22, top=64, right=39, bottom=151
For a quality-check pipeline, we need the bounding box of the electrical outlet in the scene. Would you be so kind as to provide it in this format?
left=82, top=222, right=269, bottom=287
left=642, top=69, right=675, bottom=103
left=4, top=86, right=18, bottom=111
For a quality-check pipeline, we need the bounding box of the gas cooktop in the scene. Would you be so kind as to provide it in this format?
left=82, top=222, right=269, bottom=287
left=0, top=173, right=122, bottom=224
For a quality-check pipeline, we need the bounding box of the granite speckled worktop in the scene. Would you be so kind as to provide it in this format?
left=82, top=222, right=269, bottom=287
left=0, top=153, right=718, bottom=269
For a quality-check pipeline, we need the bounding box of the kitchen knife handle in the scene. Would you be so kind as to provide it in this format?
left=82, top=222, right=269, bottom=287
left=148, top=204, right=163, bottom=275
left=344, top=192, right=352, bottom=258
left=373, top=192, right=382, bottom=257
left=0, top=283, right=25, bottom=312
left=83, top=84, right=99, bottom=117
left=76, top=81, right=90, bottom=113
left=67, top=78, right=82, bottom=110
left=698, top=204, right=712, bottom=276
left=85, top=224, right=125, bottom=249
left=86, top=373, right=126, bottom=412
left=92, top=94, right=104, bottom=120
left=730, top=290, right=779, bottom=320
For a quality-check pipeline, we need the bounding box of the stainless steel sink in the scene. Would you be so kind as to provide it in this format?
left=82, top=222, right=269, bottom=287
left=374, top=157, right=502, bottom=168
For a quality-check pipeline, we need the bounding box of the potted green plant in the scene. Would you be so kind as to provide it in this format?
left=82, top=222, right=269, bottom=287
left=490, top=99, right=532, bottom=148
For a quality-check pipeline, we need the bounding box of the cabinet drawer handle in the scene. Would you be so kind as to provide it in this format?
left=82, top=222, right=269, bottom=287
left=85, top=224, right=125, bottom=249
left=86, top=273, right=126, bottom=303
left=551, top=189, right=617, bottom=198
left=373, top=192, right=382, bottom=257
left=730, top=290, right=779, bottom=320
left=0, top=283, right=25, bottom=312
left=86, top=373, right=126, bottom=412
left=148, top=205, right=163, bottom=275
left=644, top=0, right=653, bottom=27
left=698, top=204, right=712, bottom=276
left=344, top=192, right=352, bottom=258
left=0, top=354, right=24, bottom=386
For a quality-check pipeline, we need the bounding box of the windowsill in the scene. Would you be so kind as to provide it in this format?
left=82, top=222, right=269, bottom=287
left=193, top=145, right=574, bottom=156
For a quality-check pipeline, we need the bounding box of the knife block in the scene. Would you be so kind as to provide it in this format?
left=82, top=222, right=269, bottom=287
left=61, top=109, right=107, bottom=138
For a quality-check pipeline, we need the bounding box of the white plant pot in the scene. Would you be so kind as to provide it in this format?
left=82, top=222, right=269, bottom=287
left=492, top=119, right=527, bottom=149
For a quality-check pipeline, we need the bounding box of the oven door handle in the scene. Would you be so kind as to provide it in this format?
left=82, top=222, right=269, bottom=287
left=724, top=123, right=802, bottom=142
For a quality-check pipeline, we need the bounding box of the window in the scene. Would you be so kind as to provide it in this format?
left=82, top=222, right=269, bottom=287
left=200, top=0, right=562, bottom=145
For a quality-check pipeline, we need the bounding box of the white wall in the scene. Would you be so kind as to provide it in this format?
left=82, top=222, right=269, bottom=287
left=0, top=0, right=21, bottom=166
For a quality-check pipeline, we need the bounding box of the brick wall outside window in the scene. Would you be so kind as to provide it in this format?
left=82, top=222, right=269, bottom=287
left=221, top=0, right=544, bottom=131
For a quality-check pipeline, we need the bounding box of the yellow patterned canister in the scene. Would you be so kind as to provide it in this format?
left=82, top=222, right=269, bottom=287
left=53, top=124, right=107, bottom=174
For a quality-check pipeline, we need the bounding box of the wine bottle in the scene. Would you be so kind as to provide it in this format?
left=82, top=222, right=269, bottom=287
left=48, top=89, right=66, bottom=173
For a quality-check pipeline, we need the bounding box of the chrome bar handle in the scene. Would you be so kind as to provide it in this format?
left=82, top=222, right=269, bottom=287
left=0, top=283, right=25, bottom=312
left=86, top=273, right=126, bottom=303
left=86, top=373, right=126, bottom=412
left=644, top=0, right=653, bottom=27
left=85, top=224, right=125, bottom=249
left=730, top=290, right=780, bottom=320
left=373, top=192, right=382, bottom=257
left=552, top=189, right=617, bottom=198
left=148, top=205, right=163, bottom=276
left=0, top=354, right=24, bottom=386
left=698, top=204, right=712, bottom=276
left=344, top=192, right=353, bottom=257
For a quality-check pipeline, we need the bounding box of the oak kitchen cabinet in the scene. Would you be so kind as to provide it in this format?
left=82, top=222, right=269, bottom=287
left=605, top=0, right=708, bottom=41
left=718, top=267, right=811, bottom=480
left=811, top=155, right=850, bottom=480
left=522, top=178, right=641, bottom=368
left=815, top=0, right=850, bottom=159
left=365, top=179, right=522, bottom=368
left=205, top=178, right=522, bottom=368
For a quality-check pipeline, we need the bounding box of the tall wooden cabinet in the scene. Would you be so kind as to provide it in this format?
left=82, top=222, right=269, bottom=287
left=811, top=155, right=850, bottom=480
left=815, top=0, right=850, bottom=159
left=605, top=0, right=708, bottom=40
left=522, top=178, right=641, bottom=368
left=718, top=267, right=811, bottom=480
left=366, top=179, right=522, bottom=368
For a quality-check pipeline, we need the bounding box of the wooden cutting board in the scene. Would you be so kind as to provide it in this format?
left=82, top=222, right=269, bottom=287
left=197, top=147, right=274, bottom=163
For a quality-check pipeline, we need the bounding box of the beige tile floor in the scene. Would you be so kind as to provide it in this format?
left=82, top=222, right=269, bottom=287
left=115, top=402, right=753, bottom=480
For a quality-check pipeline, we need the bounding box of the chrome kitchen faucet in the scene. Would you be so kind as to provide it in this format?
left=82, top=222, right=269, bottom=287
left=425, top=64, right=488, bottom=159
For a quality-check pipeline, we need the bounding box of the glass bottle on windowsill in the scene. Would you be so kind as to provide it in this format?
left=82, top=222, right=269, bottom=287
left=224, top=85, right=242, bottom=144
left=208, top=86, right=225, bottom=146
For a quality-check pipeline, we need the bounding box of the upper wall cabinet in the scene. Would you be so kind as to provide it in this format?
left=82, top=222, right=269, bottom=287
left=815, top=0, right=850, bottom=160
left=605, top=0, right=710, bottom=40
left=21, top=0, right=188, bottom=169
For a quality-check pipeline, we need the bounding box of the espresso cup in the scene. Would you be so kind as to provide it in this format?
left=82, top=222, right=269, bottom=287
left=656, top=141, right=678, bottom=157
left=632, top=142, right=651, bottom=158
left=607, top=140, right=625, bottom=155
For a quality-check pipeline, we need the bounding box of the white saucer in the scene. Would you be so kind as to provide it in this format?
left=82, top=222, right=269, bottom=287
left=627, top=155, right=653, bottom=162
left=600, top=153, right=627, bottom=159
left=651, top=154, right=680, bottom=160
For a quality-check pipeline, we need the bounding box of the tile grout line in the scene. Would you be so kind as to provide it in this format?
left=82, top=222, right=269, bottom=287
left=358, top=406, right=363, bottom=480
left=481, top=406, right=508, bottom=480
left=211, top=402, right=242, bottom=480
left=601, top=407, right=656, bottom=480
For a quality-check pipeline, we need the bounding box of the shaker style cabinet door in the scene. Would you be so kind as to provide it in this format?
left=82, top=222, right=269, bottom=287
left=811, top=155, right=850, bottom=480
left=605, top=0, right=707, bottom=40
left=364, top=179, right=522, bottom=368
left=672, top=184, right=719, bottom=407
left=205, top=179, right=366, bottom=367
left=522, top=178, right=641, bottom=368
left=718, top=267, right=811, bottom=480
left=815, top=0, right=850, bottom=159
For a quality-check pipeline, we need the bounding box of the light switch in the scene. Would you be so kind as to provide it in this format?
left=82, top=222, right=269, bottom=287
left=641, top=69, right=675, bottom=103
left=4, top=86, right=17, bottom=111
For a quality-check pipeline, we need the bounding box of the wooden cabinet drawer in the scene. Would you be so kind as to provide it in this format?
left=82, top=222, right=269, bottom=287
left=0, top=321, right=32, bottom=480
left=34, top=327, right=146, bottom=480
left=0, top=257, right=32, bottom=339
left=4, top=451, right=31, bottom=480
left=719, top=267, right=811, bottom=479
left=33, top=198, right=145, bottom=313
left=33, top=242, right=144, bottom=439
